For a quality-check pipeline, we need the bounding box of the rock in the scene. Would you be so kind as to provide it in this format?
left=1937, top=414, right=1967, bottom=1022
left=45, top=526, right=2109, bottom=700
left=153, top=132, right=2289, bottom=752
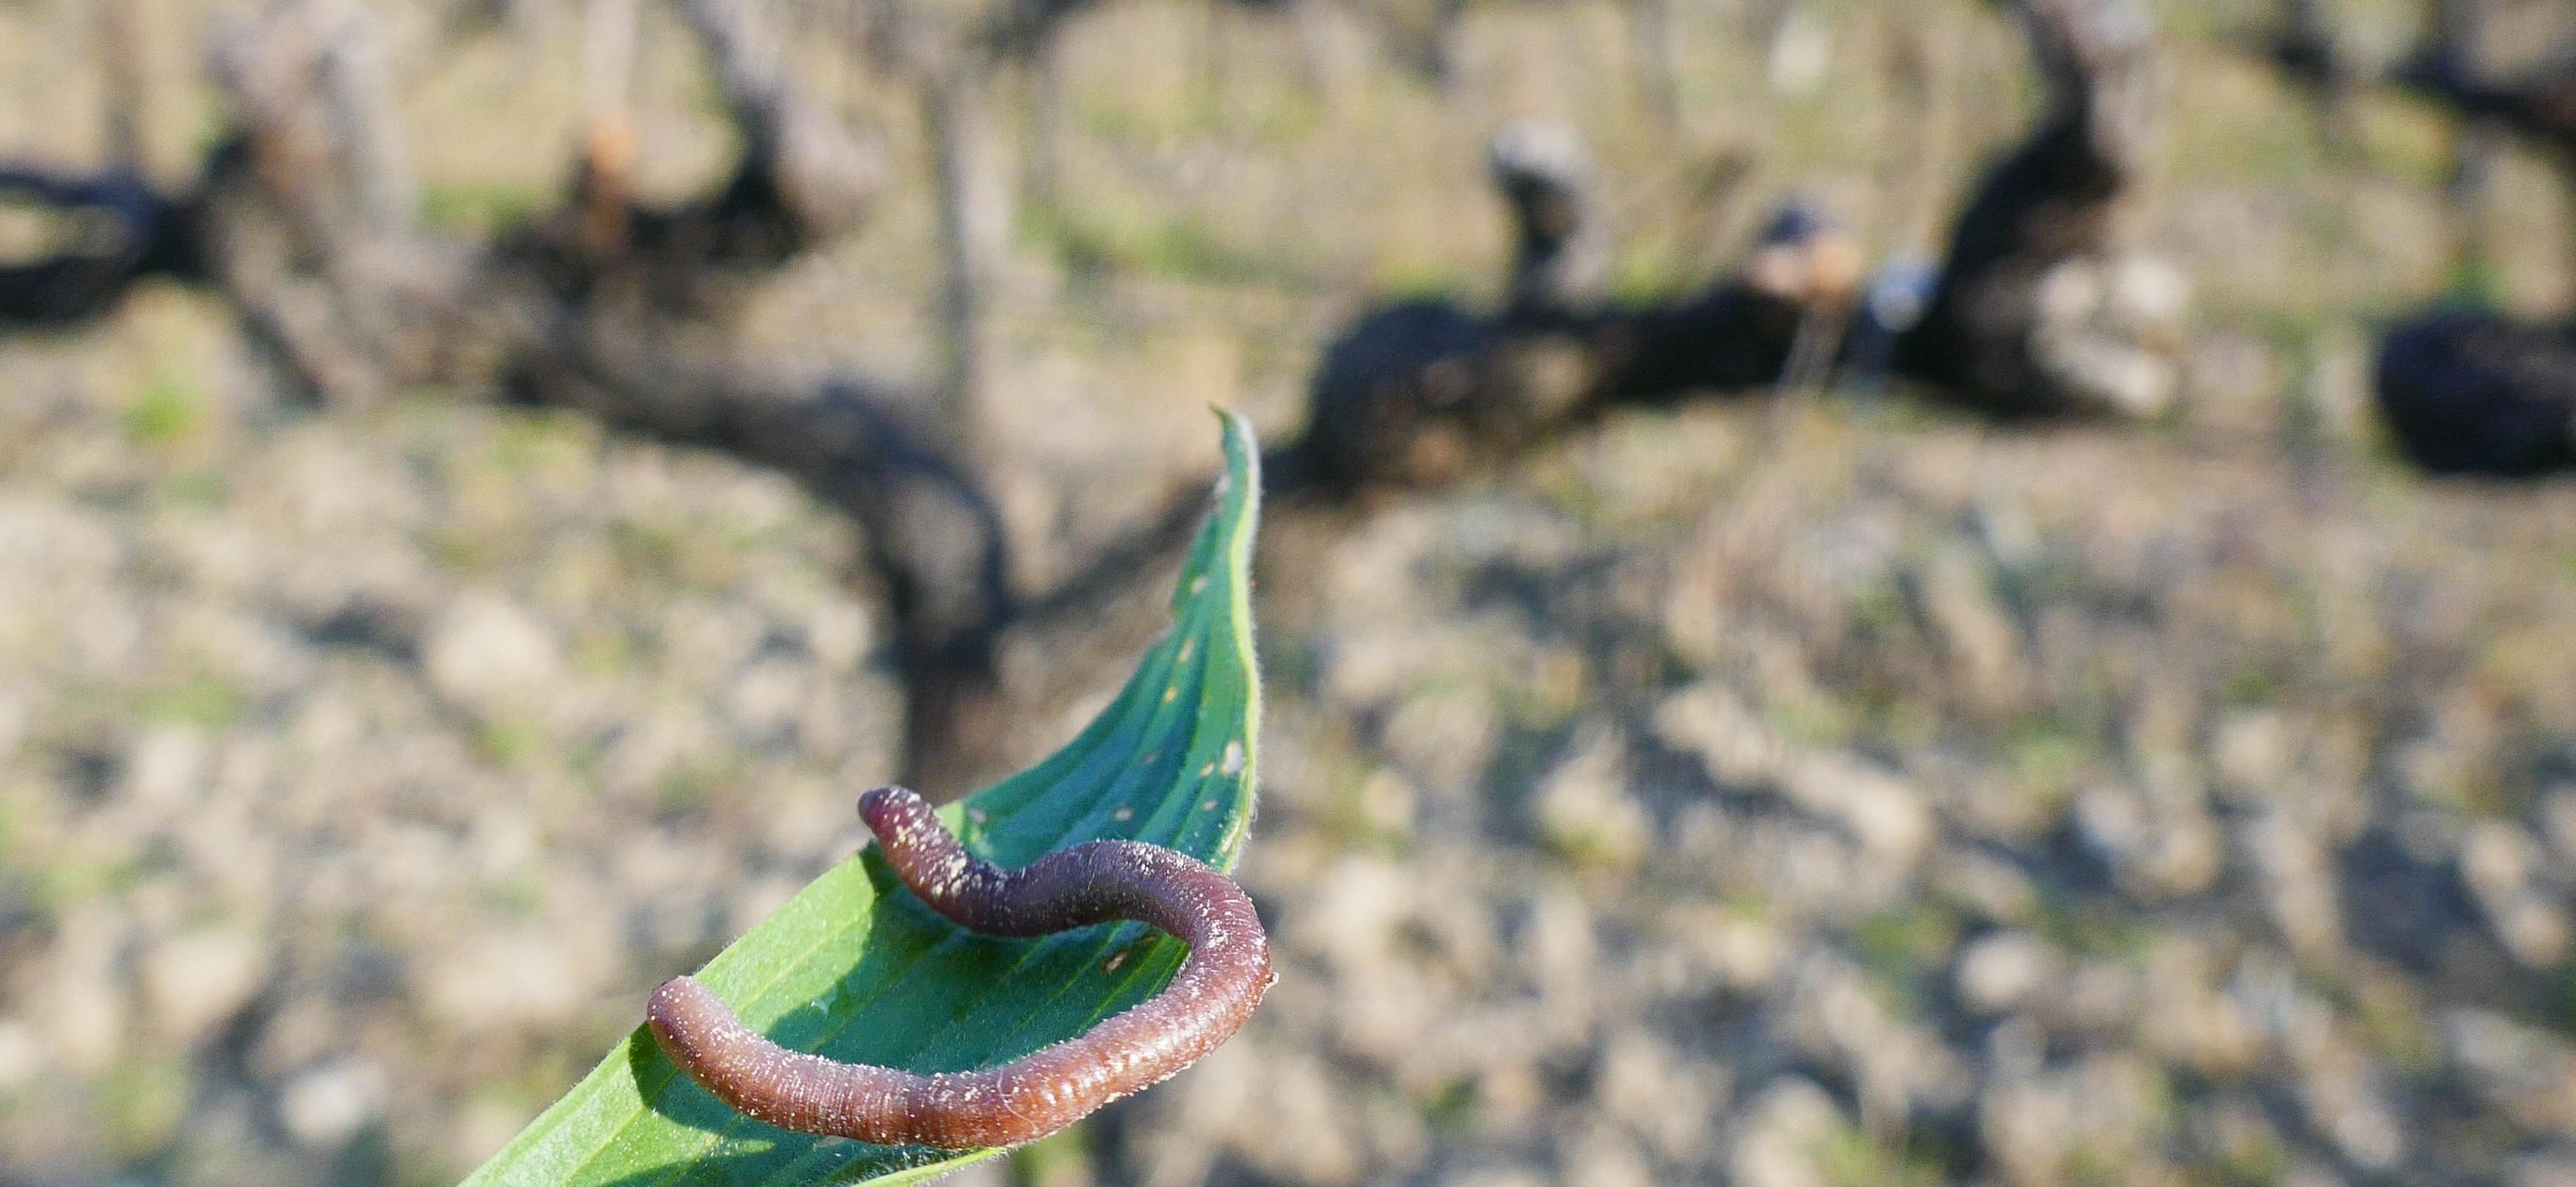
left=1652, top=682, right=1786, bottom=788
left=37, top=908, right=133, bottom=1075
left=2285, top=1161, right=2353, bottom=1187
left=1380, top=689, right=1500, bottom=800
left=1956, top=931, right=2061, bottom=1016
left=1514, top=885, right=1597, bottom=1009
left=2029, top=253, right=2188, bottom=418
left=1439, top=1169, right=1548, bottom=1187
left=421, top=593, right=562, bottom=717
left=2460, top=821, right=2569, bottom=969
left=1333, top=963, right=1450, bottom=1069
left=124, top=727, right=208, bottom=806
left=2074, top=780, right=2221, bottom=899
left=2294, top=1024, right=2407, bottom=1172
left=1917, top=544, right=2027, bottom=714
left=1782, top=954, right=1969, bottom=1122
left=721, top=657, right=810, bottom=743
left=2137, top=941, right=2264, bottom=1078
left=1282, top=855, right=1414, bottom=974
left=1594, top=1027, right=1725, bottom=1163
left=1980, top=1076, right=2076, bottom=1187
left=1979, top=1054, right=2167, bottom=1187
left=1226, top=1045, right=1371, bottom=1186
left=2211, top=710, right=2292, bottom=799
left=2051, top=958, right=2147, bottom=1037
left=1530, top=726, right=1649, bottom=868
left=1931, top=849, right=2039, bottom=926
left=418, top=926, right=603, bottom=1035
left=2511, top=1153, right=2576, bottom=1187
left=2294, top=324, right=2375, bottom=447
left=140, top=927, right=271, bottom=1045
left=1664, top=902, right=1788, bottom=995
left=802, top=599, right=873, bottom=674
left=1730, top=1078, right=1843, bottom=1187
left=2539, top=785, right=2576, bottom=866
left=277, top=1060, right=387, bottom=1149
left=2444, top=1009, right=2576, bottom=1134
left=2189, top=1094, right=2291, bottom=1187
left=1353, top=769, right=1419, bottom=843
left=2244, top=812, right=2344, bottom=959
left=0, top=1019, right=37, bottom=1094
left=1561, top=1120, right=1655, bottom=1187
left=1779, top=752, right=1933, bottom=868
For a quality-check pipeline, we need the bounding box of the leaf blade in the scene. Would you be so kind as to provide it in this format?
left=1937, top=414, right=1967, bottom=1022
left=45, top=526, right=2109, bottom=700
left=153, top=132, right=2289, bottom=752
left=462, top=412, right=1264, bottom=1187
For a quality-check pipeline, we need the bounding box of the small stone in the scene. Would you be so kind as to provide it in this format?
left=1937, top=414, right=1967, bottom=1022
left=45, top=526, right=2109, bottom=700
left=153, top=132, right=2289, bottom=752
left=1283, top=855, right=1412, bottom=973
left=1530, top=727, right=1649, bottom=868
left=41, top=908, right=133, bottom=1074
left=0, top=1019, right=38, bottom=1092
left=1731, top=1077, right=1842, bottom=1187
left=1595, top=1027, right=1722, bottom=1162
left=2076, top=782, right=2219, bottom=899
left=2511, top=1154, right=2576, bottom=1187
left=1931, top=849, right=2038, bottom=925
left=1670, top=904, right=1787, bottom=994
left=124, top=727, right=207, bottom=805
left=2211, top=710, right=2291, bottom=799
left=1231, top=1047, right=1367, bottom=1186
left=421, top=927, right=602, bottom=1034
left=140, top=926, right=271, bottom=1044
left=1380, top=690, right=1499, bottom=798
left=2445, top=1008, right=2576, bottom=1125
left=1441, top=1170, right=1546, bottom=1187
left=2541, top=785, right=2576, bottom=865
left=422, top=592, right=562, bottom=716
left=1355, top=770, right=1417, bottom=841
left=1652, top=681, right=1786, bottom=788
left=1918, top=544, right=2026, bottom=713
left=2286, top=1161, right=2353, bottom=1187
left=1781, top=752, right=1933, bottom=867
left=278, top=1059, right=388, bottom=1148
left=722, top=657, right=809, bottom=741
left=1520, top=889, right=1599, bottom=1035
left=1561, top=1122, right=1654, bottom=1187
left=2461, top=821, right=2570, bottom=969
left=1956, top=931, right=2061, bottom=1016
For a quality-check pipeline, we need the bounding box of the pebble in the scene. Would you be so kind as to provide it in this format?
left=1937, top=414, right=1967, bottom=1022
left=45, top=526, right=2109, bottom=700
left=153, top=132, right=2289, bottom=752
left=140, top=927, right=271, bottom=1046
left=1955, top=931, right=2061, bottom=1016
left=276, top=1060, right=387, bottom=1149
left=421, top=593, right=562, bottom=717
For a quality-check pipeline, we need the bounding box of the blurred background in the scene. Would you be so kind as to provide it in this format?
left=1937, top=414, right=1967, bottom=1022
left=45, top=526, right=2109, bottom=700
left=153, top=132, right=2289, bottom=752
left=1, top=0, right=2574, bottom=1184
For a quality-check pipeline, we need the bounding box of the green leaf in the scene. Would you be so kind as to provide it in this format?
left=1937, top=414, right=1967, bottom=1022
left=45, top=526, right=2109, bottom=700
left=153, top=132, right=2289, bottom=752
left=461, top=412, right=1266, bottom=1187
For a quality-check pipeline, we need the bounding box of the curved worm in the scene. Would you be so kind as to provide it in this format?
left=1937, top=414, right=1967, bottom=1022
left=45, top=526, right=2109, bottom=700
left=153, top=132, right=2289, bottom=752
left=647, top=785, right=1273, bottom=1149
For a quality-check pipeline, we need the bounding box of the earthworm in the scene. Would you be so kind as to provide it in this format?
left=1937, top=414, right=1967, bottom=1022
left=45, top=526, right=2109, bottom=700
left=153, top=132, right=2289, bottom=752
left=647, top=785, right=1273, bottom=1149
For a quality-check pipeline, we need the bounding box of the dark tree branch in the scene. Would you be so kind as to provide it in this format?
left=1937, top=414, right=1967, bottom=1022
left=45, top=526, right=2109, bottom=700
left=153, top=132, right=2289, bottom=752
left=1888, top=0, right=2183, bottom=419
left=2266, top=0, right=2576, bottom=163
left=0, top=0, right=1076, bottom=788
left=0, top=165, right=200, bottom=327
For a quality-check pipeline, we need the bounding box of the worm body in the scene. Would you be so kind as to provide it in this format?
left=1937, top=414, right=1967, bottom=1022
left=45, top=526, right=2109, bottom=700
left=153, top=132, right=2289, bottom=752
left=647, top=785, right=1272, bottom=1149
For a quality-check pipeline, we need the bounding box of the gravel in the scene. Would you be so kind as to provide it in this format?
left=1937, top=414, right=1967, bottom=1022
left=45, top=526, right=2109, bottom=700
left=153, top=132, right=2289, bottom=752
left=2, top=1, right=2574, bottom=1185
